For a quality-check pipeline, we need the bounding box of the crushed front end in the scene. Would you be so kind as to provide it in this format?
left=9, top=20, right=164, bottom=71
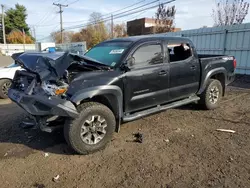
left=8, top=52, right=111, bottom=132
left=8, top=52, right=80, bottom=132
left=9, top=70, right=78, bottom=132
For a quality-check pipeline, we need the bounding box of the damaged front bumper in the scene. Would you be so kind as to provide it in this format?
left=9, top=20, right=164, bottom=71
left=8, top=89, right=79, bottom=118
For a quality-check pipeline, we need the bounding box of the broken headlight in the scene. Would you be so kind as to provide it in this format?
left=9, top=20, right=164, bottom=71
left=41, top=81, right=68, bottom=96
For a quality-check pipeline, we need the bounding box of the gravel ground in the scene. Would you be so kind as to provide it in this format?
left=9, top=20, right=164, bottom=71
left=0, top=78, right=249, bottom=188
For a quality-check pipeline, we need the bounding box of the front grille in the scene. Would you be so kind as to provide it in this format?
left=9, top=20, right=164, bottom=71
left=12, top=70, right=37, bottom=92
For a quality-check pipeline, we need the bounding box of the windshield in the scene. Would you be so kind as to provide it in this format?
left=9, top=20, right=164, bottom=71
left=7, top=62, right=19, bottom=68
left=84, top=41, right=131, bottom=67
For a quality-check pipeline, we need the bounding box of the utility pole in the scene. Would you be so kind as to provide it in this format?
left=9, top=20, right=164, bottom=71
left=22, top=28, right=26, bottom=51
left=53, top=3, right=68, bottom=43
left=111, top=14, right=114, bottom=39
left=1, top=4, right=6, bottom=44
left=32, top=26, right=36, bottom=42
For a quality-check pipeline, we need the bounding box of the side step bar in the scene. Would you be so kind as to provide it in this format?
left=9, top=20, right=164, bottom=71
left=123, top=96, right=200, bottom=122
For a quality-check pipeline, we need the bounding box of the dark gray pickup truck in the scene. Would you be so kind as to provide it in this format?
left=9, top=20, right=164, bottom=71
left=8, top=36, right=236, bottom=154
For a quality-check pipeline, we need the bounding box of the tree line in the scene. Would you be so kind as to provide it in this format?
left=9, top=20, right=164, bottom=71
left=51, top=12, right=127, bottom=48
left=1, top=4, right=34, bottom=44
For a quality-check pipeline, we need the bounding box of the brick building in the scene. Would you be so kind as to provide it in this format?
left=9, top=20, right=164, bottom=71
left=127, top=18, right=181, bottom=36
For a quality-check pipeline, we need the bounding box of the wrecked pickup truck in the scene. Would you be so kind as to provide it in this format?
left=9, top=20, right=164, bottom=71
left=8, top=36, right=236, bottom=155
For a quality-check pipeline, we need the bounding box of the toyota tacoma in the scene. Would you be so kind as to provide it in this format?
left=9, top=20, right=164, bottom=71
left=8, top=36, right=236, bottom=154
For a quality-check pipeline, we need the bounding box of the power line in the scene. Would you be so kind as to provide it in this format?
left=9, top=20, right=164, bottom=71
left=118, top=10, right=147, bottom=23
left=113, top=0, right=159, bottom=17
left=63, top=0, right=161, bottom=29
left=102, top=0, right=145, bottom=17
left=38, top=0, right=176, bottom=42
left=33, top=14, right=59, bottom=27
left=68, top=0, right=80, bottom=5
left=37, top=25, right=60, bottom=41
left=64, top=0, right=175, bottom=30
left=34, top=7, right=57, bottom=26
left=62, top=0, right=146, bottom=24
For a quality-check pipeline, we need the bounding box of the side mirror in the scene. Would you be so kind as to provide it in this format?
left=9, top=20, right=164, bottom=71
left=120, top=57, right=135, bottom=71
left=127, top=56, right=135, bottom=67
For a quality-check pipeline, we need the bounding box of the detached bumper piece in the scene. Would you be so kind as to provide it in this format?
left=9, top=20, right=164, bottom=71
left=8, top=89, right=79, bottom=118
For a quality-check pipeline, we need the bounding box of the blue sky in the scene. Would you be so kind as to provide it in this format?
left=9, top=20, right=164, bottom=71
left=2, top=0, right=250, bottom=41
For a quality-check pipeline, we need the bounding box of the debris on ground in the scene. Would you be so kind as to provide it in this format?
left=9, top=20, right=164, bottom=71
left=229, top=156, right=234, bottom=162
left=44, top=153, right=49, bottom=158
left=216, top=129, right=236, bottom=133
left=19, top=117, right=36, bottom=129
left=163, top=139, right=170, bottom=143
left=4, top=153, right=8, bottom=157
left=133, top=133, right=143, bottom=143
left=33, top=183, right=45, bottom=188
left=175, top=128, right=181, bottom=133
left=52, top=175, right=60, bottom=182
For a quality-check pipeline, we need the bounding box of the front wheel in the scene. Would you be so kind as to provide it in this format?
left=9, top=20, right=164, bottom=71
left=199, top=79, right=223, bottom=110
left=0, top=79, right=12, bottom=99
left=64, top=102, right=116, bottom=155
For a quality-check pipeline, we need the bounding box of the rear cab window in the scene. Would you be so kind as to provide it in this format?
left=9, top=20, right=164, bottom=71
left=167, top=42, right=192, bottom=63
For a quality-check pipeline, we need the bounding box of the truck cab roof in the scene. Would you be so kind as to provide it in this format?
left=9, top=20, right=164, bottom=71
left=103, top=35, right=193, bottom=44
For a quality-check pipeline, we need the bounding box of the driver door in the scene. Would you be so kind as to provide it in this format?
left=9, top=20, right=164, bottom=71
left=123, top=41, right=169, bottom=113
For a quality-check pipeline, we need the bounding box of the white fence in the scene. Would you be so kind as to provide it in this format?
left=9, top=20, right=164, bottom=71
left=0, top=44, right=36, bottom=56
left=56, top=42, right=87, bottom=55
left=0, top=42, right=87, bottom=56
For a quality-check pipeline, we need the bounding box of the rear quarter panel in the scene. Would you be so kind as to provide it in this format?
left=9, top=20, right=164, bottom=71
left=198, top=56, right=235, bottom=94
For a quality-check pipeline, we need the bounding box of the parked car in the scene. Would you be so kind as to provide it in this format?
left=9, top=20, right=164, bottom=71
left=0, top=62, right=21, bottom=98
left=8, top=36, right=236, bottom=154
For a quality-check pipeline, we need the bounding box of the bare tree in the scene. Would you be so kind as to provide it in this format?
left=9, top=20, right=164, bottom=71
left=69, top=12, right=109, bottom=49
left=113, top=23, right=127, bottom=38
left=212, top=0, right=249, bottom=26
left=89, top=12, right=103, bottom=25
left=50, top=31, right=74, bottom=43
left=154, top=4, right=176, bottom=33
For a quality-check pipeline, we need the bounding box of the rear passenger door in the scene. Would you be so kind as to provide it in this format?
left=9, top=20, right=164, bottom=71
left=168, top=41, right=200, bottom=101
left=124, top=41, right=169, bottom=113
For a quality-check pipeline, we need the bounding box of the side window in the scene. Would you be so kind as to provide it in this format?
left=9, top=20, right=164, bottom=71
left=132, top=44, right=163, bottom=68
left=168, top=43, right=192, bottom=63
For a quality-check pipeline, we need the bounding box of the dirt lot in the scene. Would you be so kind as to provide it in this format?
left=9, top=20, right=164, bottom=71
left=0, top=77, right=250, bottom=188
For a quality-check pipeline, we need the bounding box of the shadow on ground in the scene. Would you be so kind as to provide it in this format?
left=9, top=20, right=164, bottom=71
left=0, top=101, right=73, bottom=158
left=229, top=74, right=250, bottom=89
left=0, top=75, right=248, bottom=158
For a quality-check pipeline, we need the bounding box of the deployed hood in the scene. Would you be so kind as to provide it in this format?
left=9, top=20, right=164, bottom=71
left=12, top=52, right=109, bottom=81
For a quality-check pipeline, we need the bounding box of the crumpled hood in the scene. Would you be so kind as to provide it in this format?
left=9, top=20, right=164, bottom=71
left=12, top=52, right=106, bottom=81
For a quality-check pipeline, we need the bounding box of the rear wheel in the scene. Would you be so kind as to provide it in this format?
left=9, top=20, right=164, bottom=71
left=64, top=102, right=116, bottom=155
left=0, top=79, right=12, bottom=99
left=199, top=79, right=223, bottom=110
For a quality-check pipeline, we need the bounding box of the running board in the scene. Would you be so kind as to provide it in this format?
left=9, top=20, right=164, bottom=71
left=123, top=96, right=200, bottom=122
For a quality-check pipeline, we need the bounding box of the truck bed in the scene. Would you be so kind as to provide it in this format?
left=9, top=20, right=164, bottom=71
left=198, top=54, right=235, bottom=87
left=198, top=54, right=225, bottom=59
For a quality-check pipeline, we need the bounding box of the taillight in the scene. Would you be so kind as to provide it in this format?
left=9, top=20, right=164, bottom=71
left=233, top=58, right=237, bottom=69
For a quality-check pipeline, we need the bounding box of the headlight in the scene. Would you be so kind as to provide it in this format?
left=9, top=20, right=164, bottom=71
left=55, top=88, right=67, bottom=95
left=42, top=81, right=68, bottom=96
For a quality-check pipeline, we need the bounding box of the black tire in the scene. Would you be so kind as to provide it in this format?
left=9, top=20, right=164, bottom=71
left=64, top=102, right=116, bottom=155
left=0, top=79, right=12, bottom=99
left=199, top=79, right=223, bottom=110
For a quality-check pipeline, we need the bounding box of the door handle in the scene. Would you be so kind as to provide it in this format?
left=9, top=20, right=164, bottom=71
left=158, top=70, right=168, bottom=76
left=190, top=65, right=197, bottom=70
